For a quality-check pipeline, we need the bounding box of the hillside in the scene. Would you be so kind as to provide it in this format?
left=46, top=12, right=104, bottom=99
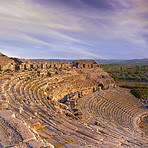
left=0, top=52, right=14, bottom=64
left=29, top=58, right=148, bottom=65
left=118, top=59, right=148, bottom=65
left=96, top=59, right=148, bottom=65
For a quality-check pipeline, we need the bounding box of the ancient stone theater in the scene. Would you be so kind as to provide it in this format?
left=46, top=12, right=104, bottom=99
left=0, top=52, right=147, bottom=147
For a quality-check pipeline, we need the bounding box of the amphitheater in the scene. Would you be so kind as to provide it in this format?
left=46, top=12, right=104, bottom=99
left=0, top=52, right=148, bottom=148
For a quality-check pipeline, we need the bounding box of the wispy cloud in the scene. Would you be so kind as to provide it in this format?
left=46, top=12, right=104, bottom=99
left=0, top=0, right=148, bottom=59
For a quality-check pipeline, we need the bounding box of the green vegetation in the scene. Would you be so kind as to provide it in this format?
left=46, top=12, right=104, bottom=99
left=38, top=127, right=46, bottom=130
left=101, top=63, right=148, bottom=99
left=111, top=74, right=119, bottom=83
left=131, top=88, right=148, bottom=99
left=120, top=85, right=148, bottom=99
left=55, top=139, right=75, bottom=148
left=25, top=77, right=30, bottom=81
left=101, top=64, right=148, bottom=82
left=47, top=72, right=51, bottom=77
left=94, top=121, right=105, bottom=128
left=16, top=98, right=22, bottom=104
left=44, top=137, right=49, bottom=140
left=42, top=100, right=45, bottom=104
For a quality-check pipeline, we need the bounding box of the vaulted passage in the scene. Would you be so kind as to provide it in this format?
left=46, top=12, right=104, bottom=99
left=83, top=64, right=85, bottom=68
left=98, top=84, right=104, bottom=90
left=24, top=64, right=27, bottom=70
left=76, top=63, right=79, bottom=68
left=30, top=64, right=33, bottom=69
left=15, top=65, right=20, bottom=71
left=41, top=64, right=43, bottom=69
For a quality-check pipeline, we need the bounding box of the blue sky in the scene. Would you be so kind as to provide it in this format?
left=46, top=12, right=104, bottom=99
left=0, top=0, right=148, bottom=59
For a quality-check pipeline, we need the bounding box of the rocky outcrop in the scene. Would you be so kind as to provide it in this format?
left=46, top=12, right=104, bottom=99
left=0, top=110, right=53, bottom=148
left=0, top=52, right=15, bottom=71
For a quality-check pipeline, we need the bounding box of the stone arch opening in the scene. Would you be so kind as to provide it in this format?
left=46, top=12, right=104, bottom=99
left=91, top=64, right=93, bottom=68
left=36, top=65, right=39, bottom=69
left=78, top=92, right=81, bottom=98
left=24, top=64, right=27, bottom=70
left=30, top=64, right=33, bottom=69
left=76, top=63, right=79, bottom=68
left=15, top=65, right=20, bottom=71
left=98, top=84, right=104, bottom=90
left=41, top=64, right=43, bottom=69
left=83, top=64, right=85, bottom=68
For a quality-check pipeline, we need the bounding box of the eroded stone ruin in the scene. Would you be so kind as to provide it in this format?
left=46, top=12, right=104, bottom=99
left=0, top=52, right=148, bottom=147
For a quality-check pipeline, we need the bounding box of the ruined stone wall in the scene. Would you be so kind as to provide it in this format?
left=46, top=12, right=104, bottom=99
left=0, top=60, right=72, bottom=72
left=72, top=60, right=100, bottom=69
left=0, top=52, right=15, bottom=71
left=0, top=55, right=100, bottom=72
left=47, top=68, right=116, bottom=102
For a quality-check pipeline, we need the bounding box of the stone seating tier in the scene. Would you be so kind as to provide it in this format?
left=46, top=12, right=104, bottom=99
left=0, top=59, right=147, bottom=147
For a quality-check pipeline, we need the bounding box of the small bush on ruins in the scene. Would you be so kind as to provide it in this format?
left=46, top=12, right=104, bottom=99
left=47, top=72, right=51, bottom=77
left=25, top=77, right=30, bottom=81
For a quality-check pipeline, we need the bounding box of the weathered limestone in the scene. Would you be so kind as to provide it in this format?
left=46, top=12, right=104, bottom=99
left=0, top=100, right=8, bottom=110
left=73, top=60, right=100, bottom=68
left=0, top=110, right=15, bottom=118
left=0, top=110, right=35, bottom=147
left=0, top=110, right=54, bottom=148
left=0, top=52, right=102, bottom=73
left=0, top=52, right=147, bottom=148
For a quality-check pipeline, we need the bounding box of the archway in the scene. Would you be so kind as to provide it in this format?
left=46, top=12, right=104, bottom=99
left=24, top=64, right=27, bottom=70
left=30, top=64, right=33, bottom=69
left=83, top=64, right=85, bottom=68
left=98, top=84, right=104, bottom=90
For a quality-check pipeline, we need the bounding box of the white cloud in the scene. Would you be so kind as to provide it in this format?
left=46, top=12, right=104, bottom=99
left=0, top=0, right=147, bottom=59
left=0, top=0, right=85, bottom=45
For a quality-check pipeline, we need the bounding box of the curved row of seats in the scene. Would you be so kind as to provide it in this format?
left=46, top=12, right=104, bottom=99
left=0, top=72, right=102, bottom=147
left=1, top=71, right=147, bottom=147
left=83, top=90, right=147, bottom=140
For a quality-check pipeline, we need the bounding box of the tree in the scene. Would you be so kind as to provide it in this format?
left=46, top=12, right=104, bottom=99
left=111, top=74, right=119, bottom=83
left=131, top=88, right=148, bottom=99
left=47, top=72, right=51, bottom=77
left=120, top=66, right=123, bottom=72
